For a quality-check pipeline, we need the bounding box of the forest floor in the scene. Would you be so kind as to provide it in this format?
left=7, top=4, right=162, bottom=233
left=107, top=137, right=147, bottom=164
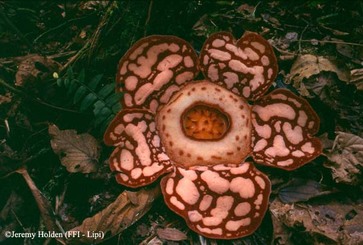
left=1, top=1, right=363, bottom=244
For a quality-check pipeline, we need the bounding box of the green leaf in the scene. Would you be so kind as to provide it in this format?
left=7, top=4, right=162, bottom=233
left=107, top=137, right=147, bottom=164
left=66, top=67, right=74, bottom=79
left=63, top=78, right=70, bottom=87
left=77, top=69, right=86, bottom=84
left=89, top=74, right=103, bottom=90
left=105, top=93, right=121, bottom=105
left=98, top=114, right=115, bottom=133
left=98, top=84, right=114, bottom=99
left=80, top=93, right=98, bottom=112
left=94, top=107, right=112, bottom=126
left=55, top=67, right=119, bottom=130
left=112, top=103, right=121, bottom=113
left=93, top=100, right=105, bottom=115
left=56, top=78, right=63, bottom=87
left=73, top=86, right=88, bottom=104
left=67, top=80, right=79, bottom=96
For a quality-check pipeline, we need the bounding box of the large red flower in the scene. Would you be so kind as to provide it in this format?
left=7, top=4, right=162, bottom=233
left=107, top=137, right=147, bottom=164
left=104, top=32, right=322, bottom=239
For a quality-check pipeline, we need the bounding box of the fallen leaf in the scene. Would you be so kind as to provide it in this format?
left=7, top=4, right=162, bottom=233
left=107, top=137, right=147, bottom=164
left=0, top=92, right=12, bottom=105
left=336, top=41, right=363, bottom=66
left=350, top=68, right=363, bottom=90
left=270, top=211, right=293, bottom=245
left=325, top=131, right=363, bottom=185
left=156, top=227, right=187, bottom=241
left=49, top=124, right=100, bottom=173
left=270, top=198, right=363, bottom=245
left=70, top=186, right=161, bottom=244
left=79, top=1, right=109, bottom=11
left=144, top=237, right=163, bottom=245
left=237, top=3, right=256, bottom=15
left=285, top=55, right=363, bottom=134
left=15, top=54, right=61, bottom=87
left=319, top=133, right=335, bottom=150
left=286, top=54, right=350, bottom=97
left=278, top=178, right=334, bottom=203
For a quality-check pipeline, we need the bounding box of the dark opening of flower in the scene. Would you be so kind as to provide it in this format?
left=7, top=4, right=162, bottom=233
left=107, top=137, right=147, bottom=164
left=104, top=31, right=322, bottom=239
left=182, top=103, right=229, bottom=141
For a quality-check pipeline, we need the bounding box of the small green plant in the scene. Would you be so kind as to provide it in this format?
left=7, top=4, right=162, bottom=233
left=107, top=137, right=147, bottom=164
left=56, top=67, right=121, bottom=130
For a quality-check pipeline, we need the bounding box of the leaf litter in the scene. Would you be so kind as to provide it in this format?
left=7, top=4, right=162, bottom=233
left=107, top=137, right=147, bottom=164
left=49, top=124, right=100, bottom=173
left=325, top=132, right=363, bottom=185
left=270, top=198, right=363, bottom=245
left=71, top=186, right=160, bottom=244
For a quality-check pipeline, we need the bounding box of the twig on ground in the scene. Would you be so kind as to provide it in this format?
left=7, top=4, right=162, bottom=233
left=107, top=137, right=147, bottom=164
left=61, top=1, right=118, bottom=71
left=0, top=78, right=83, bottom=114
left=294, top=39, right=363, bottom=47
left=16, top=167, right=66, bottom=244
left=144, top=0, right=153, bottom=36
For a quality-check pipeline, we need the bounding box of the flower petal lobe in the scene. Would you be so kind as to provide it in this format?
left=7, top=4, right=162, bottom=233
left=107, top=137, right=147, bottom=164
left=200, top=31, right=278, bottom=101
left=117, top=36, right=199, bottom=112
left=160, top=163, right=271, bottom=239
left=252, top=89, right=322, bottom=170
left=104, top=109, right=172, bottom=187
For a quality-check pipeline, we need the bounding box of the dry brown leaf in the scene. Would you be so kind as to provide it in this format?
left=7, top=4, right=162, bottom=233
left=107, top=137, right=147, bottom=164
left=0, top=92, right=12, bottom=105
left=270, top=198, right=363, bottom=245
left=286, top=54, right=350, bottom=96
left=79, top=1, right=109, bottom=11
left=15, top=54, right=60, bottom=87
left=49, top=124, right=100, bottom=173
left=270, top=212, right=293, bottom=245
left=336, top=41, right=363, bottom=66
left=70, top=186, right=161, bottom=244
left=278, top=179, right=334, bottom=204
left=156, top=227, right=187, bottom=241
left=325, top=131, right=363, bottom=185
left=350, top=68, right=363, bottom=90
left=144, top=237, right=163, bottom=245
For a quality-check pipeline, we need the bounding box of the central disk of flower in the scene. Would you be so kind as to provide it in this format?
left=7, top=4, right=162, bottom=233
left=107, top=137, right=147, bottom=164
left=156, top=81, right=252, bottom=168
left=182, top=104, right=229, bottom=140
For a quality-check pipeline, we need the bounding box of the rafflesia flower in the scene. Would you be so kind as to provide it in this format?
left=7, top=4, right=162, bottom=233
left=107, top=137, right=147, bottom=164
left=104, top=32, right=322, bottom=239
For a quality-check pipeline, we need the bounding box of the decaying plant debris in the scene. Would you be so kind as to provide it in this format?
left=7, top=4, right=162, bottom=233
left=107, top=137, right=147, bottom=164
left=1, top=1, right=363, bottom=244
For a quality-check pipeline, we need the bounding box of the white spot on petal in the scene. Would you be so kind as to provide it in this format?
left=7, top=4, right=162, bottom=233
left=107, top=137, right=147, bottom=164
left=201, top=171, right=230, bottom=194
left=188, top=210, right=203, bottom=222
left=120, top=149, right=134, bottom=171
left=254, top=139, right=268, bottom=152
left=176, top=178, right=200, bottom=205
left=234, top=202, right=251, bottom=217
left=283, top=123, right=303, bottom=145
left=230, top=163, right=250, bottom=175
left=199, top=195, right=213, bottom=211
left=255, top=176, right=266, bottom=190
left=166, top=178, right=174, bottom=195
left=301, top=142, right=314, bottom=154
left=131, top=168, right=142, bottom=179
left=230, top=177, right=255, bottom=199
left=225, top=218, right=251, bottom=231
